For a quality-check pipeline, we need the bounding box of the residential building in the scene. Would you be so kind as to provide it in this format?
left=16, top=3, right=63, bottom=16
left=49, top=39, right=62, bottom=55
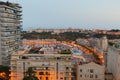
left=105, top=73, right=113, bottom=80
left=0, top=1, right=22, bottom=66
left=107, top=42, right=120, bottom=80
left=10, top=48, right=75, bottom=80
left=101, top=36, right=108, bottom=51
left=77, top=62, right=105, bottom=80
left=22, top=39, right=57, bottom=47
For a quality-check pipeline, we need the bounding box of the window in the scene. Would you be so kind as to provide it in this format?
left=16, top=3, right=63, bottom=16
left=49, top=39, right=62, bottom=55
left=46, top=77, right=48, bottom=80
left=60, top=77, right=63, bottom=80
left=90, top=69, right=93, bottom=73
left=39, top=77, right=42, bottom=80
left=46, top=72, right=49, bottom=75
left=66, top=72, right=69, bottom=76
left=60, top=72, right=63, bottom=75
left=64, top=77, right=69, bottom=80
left=90, top=74, right=93, bottom=78
left=95, top=75, right=98, bottom=78
left=66, top=67, right=69, bottom=69
left=57, top=57, right=61, bottom=60
left=66, top=67, right=69, bottom=71
left=39, top=72, right=44, bottom=75
left=80, top=75, right=82, bottom=77
left=80, top=69, right=82, bottom=72
left=46, top=67, right=48, bottom=70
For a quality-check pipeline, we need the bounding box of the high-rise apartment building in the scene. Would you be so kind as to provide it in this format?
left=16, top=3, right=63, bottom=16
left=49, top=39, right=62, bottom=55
left=0, top=1, right=22, bottom=66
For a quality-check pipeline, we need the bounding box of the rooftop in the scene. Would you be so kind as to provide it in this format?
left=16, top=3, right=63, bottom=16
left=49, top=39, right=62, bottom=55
left=0, top=1, right=22, bottom=8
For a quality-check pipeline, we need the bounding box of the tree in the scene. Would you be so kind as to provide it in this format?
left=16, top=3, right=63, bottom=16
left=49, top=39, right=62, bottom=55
left=61, top=49, right=71, bottom=54
left=0, top=65, right=10, bottom=80
left=23, top=67, right=39, bottom=80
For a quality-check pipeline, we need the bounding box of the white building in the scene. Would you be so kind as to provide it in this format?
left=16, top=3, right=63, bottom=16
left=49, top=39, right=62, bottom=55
left=107, top=43, right=120, bottom=80
left=77, top=62, right=105, bottom=80
left=0, top=1, right=22, bottom=66
left=101, top=36, right=108, bottom=51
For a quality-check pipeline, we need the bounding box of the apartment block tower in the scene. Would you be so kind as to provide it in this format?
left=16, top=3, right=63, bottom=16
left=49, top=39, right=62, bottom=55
left=0, top=1, right=22, bottom=66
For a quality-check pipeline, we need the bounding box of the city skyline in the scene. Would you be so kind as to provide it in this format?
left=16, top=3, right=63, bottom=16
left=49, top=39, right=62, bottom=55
left=2, top=0, right=120, bottom=30
left=0, top=1, right=120, bottom=80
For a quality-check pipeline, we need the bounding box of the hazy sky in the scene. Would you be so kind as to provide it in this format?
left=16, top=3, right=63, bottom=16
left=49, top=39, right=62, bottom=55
left=2, top=0, right=120, bottom=30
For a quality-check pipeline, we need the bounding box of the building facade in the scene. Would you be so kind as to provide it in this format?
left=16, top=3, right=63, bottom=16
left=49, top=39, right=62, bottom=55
left=22, top=39, right=57, bottom=46
left=0, top=1, right=22, bottom=66
left=77, top=62, right=105, bottom=80
left=10, top=49, right=75, bottom=80
left=107, top=43, right=120, bottom=80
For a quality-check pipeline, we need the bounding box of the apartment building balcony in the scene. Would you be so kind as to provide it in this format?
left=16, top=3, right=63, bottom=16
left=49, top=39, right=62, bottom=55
left=36, top=71, right=55, bottom=75
left=16, top=28, right=22, bottom=31
left=64, top=69, right=73, bottom=72
left=0, top=15, right=17, bottom=19
left=1, top=33, right=14, bottom=36
left=9, top=69, right=17, bottom=72
left=0, top=37, right=8, bottom=41
left=0, top=36, right=9, bottom=39
left=0, top=7, right=21, bottom=15
left=1, top=46, right=8, bottom=53
left=17, top=13, right=22, bottom=16
left=0, top=37, right=9, bottom=42
left=0, top=10, right=15, bottom=14
left=0, top=23, right=15, bottom=27
left=10, top=64, right=16, bottom=67
left=0, top=5, right=5, bottom=8
left=0, top=19, right=20, bottom=23
left=35, top=68, right=54, bottom=72
left=34, top=65, right=54, bottom=68
left=1, top=29, right=15, bottom=32
left=64, top=73, right=74, bottom=77
left=0, top=20, right=15, bottom=23
left=17, top=17, right=22, bottom=20
left=64, top=65, right=74, bottom=68
left=63, top=77, right=74, bottom=80
left=1, top=43, right=9, bottom=46
left=14, top=21, right=22, bottom=24
left=34, top=67, right=55, bottom=71
left=15, top=20, right=22, bottom=23
left=17, top=9, right=22, bottom=13
left=1, top=35, right=11, bottom=38
left=0, top=26, right=7, bottom=29
left=15, top=35, right=20, bottom=38
left=15, top=24, right=22, bottom=26
left=1, top=51, right=9, bottom=56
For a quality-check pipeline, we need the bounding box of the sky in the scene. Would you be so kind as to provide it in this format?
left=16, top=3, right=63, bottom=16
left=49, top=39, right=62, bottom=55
left=1, top=0, right=120, bottom=30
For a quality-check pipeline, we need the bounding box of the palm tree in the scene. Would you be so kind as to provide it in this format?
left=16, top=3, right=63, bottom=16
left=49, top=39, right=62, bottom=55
left=23, top=67, right=39, bottom=80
